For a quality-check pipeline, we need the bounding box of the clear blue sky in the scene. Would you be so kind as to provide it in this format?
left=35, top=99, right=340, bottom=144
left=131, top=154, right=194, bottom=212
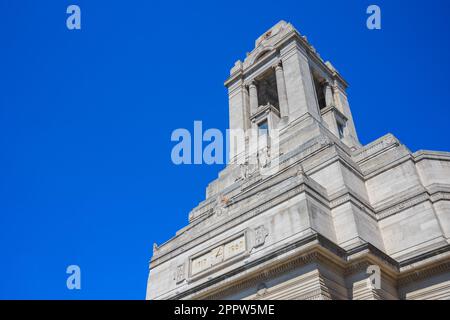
left=1, top=0, right=449, bottom=299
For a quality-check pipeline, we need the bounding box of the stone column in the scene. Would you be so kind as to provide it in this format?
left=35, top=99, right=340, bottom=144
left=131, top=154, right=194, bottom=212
left=275, top=62, right=289, bottom=118
left=323, top=81, right=334, bottom=108
left=249, top=81, right=258, bottom=115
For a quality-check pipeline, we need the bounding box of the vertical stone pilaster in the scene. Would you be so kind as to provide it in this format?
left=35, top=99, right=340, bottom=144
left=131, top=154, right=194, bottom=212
left=249, top=81, right=258, bottom=115
left=242, top=84, right=250, bottom=131
left=228, top=80, right=246, bottom=131
left=323, top=81, right=334, bottom=108
left=280, top=41, right=320, bottom=122
left=275, top=62, right=289, bottom=119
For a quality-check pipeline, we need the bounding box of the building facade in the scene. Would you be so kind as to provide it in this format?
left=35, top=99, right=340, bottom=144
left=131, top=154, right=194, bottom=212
left=147, top=21, right=450, bottom=300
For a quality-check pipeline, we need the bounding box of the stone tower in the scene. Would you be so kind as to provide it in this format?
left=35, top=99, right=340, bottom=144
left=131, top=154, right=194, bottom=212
left=147, top=21, right=450, bottom=300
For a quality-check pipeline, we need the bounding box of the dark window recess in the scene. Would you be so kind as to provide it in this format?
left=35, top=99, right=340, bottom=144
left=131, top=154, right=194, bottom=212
left=257, top=69, right=279, bottom=111
left=337, top=122, right=345, bottom=139
left=258, top=120, right=269, bottom=135
left=312, top=73, right=327, bottom=110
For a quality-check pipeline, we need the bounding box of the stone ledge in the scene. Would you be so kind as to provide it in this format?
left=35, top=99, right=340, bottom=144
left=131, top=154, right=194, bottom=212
left=164, top=234, right=450, bottom=300
left=353, top=133, right=400, bottom=163
left=413, top=150, right=450, bottom=162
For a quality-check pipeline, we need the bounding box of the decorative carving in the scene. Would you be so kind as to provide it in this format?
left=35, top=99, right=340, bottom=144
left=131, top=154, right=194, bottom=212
left=239, top=163, right=249, bottom=181
left=175, top=264, right=185, bottom=283
left=256, top=283, right=268, bottom=297
left=214, top=195, right=230, bottom=217
left=254, top=225, right=268, bottom=247
left=384, top=135, right=397, bottom=146
left=258, top=147, right=271, bottom=168
left=222, top=196, right=230, bottom=206
left=190, top=234, right=247, bottom=277
left=264, top=31, right=272, bottom=39
left=273, top=60, right=283, bottom=71
left=317, top=135, right=331, bottom=147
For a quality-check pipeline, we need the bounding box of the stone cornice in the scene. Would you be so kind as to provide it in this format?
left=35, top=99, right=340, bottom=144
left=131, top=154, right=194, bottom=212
left=164, top=233, right=450, bottom=300
left=398, top=246, right=450, bottom=286
left=376, top=186, right=450, bottom=220
left=377, top=193, right=429, bottom=220
left=363, top=153, right=413, bottom=179
left=249, top=103, right=280, bottom=121
left=353, top=133, right=400, bottom=164
left=399, top=245, right=450, bottom=269
left=169, top=233, right=345, bottom=300
left=413, top=150, right=450, bottom=162
left=330, top=183, right=450, bottom=222
left=329, top=189, right=377, bottom=220
left=320, top=105, right=348, bottom=122
left=345, top=242, right=399, bottom=274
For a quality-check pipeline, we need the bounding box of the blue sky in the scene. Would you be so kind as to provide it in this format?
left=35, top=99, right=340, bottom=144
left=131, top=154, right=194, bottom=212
left=1, top=0, right=449, bottom=299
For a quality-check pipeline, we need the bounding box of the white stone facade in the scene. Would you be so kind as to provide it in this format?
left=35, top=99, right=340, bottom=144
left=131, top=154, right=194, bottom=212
left=147, top=21, right=450, bottom=300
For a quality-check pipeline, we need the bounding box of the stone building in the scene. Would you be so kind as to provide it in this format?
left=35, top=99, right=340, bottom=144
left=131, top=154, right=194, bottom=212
left=146, top=21, right=450, bottom=300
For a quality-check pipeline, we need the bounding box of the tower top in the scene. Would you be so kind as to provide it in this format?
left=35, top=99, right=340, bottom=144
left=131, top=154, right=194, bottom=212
left=254, top=20, right=292, bottom=49
left=226, top=20, right=346, bottom=88
left=224, top=20, right=359, bottom=150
